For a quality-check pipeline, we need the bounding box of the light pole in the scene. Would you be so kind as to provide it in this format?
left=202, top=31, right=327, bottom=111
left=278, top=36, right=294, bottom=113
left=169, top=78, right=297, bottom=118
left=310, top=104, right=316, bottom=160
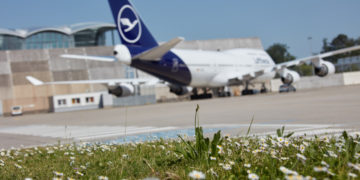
left=307, top=36, right=315, bottom=75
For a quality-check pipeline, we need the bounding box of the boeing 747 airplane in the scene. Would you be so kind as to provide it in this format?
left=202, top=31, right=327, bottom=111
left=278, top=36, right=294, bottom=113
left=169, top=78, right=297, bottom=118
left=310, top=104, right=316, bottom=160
left=27, top=0, right=360, bottom=99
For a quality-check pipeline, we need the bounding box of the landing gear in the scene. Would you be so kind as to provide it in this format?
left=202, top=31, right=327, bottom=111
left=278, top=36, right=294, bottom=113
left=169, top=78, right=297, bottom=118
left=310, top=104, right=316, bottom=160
left=241, top=82, right=258, bottom=96
left=211, top=87, right=231, bottom=97
left=190, top=88, right=212, bottom=100
left=260, top=83, right=268, bottom=94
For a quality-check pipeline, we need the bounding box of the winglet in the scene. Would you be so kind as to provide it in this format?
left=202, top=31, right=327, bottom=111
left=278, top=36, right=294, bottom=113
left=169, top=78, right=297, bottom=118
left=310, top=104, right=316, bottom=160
left=26, top=76, right=44, bottom=86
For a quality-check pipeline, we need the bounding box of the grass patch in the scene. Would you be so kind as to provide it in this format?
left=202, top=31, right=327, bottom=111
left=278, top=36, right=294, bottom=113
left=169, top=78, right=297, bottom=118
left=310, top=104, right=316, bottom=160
left=0, top=106, right=359, bottom=179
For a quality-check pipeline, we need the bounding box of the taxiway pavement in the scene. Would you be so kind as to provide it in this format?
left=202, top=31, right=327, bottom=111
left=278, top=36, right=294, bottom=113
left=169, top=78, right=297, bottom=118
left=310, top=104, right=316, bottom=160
left=1, top=85, right=359, bottom=148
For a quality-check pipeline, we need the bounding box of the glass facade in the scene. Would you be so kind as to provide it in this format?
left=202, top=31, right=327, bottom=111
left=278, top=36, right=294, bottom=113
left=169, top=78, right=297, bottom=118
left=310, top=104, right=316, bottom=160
left=74, top=29, right=99, bottom=47
left=73, top=28, right=111, bottom=47
left=25, top=32, right=74, bottom=50
left=0, top=35, right=24, bottom=50
left=0, top=23, right=116, bottom=51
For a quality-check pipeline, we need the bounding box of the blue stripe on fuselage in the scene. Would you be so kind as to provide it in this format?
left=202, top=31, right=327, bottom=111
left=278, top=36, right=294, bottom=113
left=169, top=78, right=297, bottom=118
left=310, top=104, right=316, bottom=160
left=127, top=46, right=192, bottom=86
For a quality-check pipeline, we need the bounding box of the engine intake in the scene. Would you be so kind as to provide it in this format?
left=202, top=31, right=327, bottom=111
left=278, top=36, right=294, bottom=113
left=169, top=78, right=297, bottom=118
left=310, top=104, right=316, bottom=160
left=281, top=69, right=300, bottom=85
left=169, top=85, right=192, bottom=96
left=314, top=61, right=335, bottom=77
left=108, top=84, right=135, bottom=97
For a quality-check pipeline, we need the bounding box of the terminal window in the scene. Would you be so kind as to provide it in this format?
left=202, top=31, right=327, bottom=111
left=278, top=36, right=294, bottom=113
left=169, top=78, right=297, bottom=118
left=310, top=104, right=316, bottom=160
left=86, top=97, right=94, bottom=103
left=72, top=98, right=81, bottom=104
left=57, top=99, right=67, bottom=106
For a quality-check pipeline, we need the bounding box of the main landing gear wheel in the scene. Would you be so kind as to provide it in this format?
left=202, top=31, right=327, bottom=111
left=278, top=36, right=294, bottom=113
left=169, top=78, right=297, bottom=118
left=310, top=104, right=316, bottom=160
left=190, top=88, right=213, bottom=100
left=211, top=87, right=232, bottom=98
left=260, top=83, right=268, bottom=94
left=241, top=89, right=257, bottom=95
left=241, top=82, right=257, bottom=96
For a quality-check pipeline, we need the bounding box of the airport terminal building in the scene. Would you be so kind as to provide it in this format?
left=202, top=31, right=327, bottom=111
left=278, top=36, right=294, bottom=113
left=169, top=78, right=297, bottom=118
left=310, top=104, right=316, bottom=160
left=0, top=22, right=264, bottom=116
left=0, top=22, right=118, bottom=51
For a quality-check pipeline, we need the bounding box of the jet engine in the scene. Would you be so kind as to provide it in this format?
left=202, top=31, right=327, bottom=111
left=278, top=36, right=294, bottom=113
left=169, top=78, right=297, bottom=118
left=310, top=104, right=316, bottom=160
left=113, top=45, right=132, bottom=65
left=314, top=61, right=335, bottom=77
left=169, top=85, right=192, bottom=96
left=281, top=69, right=300, bottom=85
left=108, top=84, right=135, bottom=97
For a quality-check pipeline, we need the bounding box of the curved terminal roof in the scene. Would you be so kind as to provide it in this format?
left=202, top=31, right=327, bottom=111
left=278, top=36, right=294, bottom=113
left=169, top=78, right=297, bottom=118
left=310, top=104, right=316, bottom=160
left=0, top=22, right=116, bottom=38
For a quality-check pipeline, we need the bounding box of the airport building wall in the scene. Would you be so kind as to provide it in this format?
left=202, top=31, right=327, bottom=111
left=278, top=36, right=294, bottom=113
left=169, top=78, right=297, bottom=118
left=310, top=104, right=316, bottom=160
left=0, top=37, right=264, bottom=115
left=0, top=100, right=3, bottom=116
left=176, top=37, right=263, bottom=51
left=0, top=46, right=128, bottom=115
left=343, top=72, right=360, bottom=85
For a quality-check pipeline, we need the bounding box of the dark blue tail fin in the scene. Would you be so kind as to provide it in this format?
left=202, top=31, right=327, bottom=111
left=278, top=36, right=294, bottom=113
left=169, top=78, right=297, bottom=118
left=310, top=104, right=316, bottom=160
left=108, top=0, right=158, bottom=47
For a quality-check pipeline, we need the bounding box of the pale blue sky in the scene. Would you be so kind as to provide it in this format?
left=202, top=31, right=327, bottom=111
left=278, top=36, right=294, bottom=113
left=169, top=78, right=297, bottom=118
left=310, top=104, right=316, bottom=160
left=1, top=0, right=359, bottom=58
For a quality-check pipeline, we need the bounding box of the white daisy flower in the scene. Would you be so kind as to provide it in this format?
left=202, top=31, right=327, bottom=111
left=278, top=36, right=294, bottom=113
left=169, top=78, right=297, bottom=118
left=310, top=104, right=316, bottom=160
left=299, top=145, right=305, bottom=153
left=188, top=170, right=205, bottom=179
left=313, top=166, right=328, bottom=172
left=223, top=164, right=232, bottom=170
left=98, top=176, right=109, bottom=180
left=76, top=171, right=84, bottom=176
left=279, top=166, right=298, bottom=175
left=296, top=153, right=307, bottom=161
left=14, top=163, right=22, bottom=169
left=210, top=156, right=216, bottom=160
left=217, top=145, right=224, bottom=154
left=348, top=172, right=358, bottom=178
left=53, top=171, right=64, bottom=177
left=285, top=175, right=305, bottom=180
left=248, top=173, right=259, bottom=180
left=321, top=161, right=329, bottom=167
left=327, top=151, right=338, bottom=158
left=284, top=140, right=290, bottom=147
left=327, top=170, right=335, bottom=176
left=277, top=137, right=284, bottom=143
left=244, top=163, right=251, bottom=168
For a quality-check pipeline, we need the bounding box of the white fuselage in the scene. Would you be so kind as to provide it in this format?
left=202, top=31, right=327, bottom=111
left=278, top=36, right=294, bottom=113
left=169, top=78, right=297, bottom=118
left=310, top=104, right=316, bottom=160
left=172, top=48, right=276, bottom=87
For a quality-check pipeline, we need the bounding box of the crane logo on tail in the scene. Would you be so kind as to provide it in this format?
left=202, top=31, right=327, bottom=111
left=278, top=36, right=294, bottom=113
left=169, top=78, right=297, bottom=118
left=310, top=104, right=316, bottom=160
left=117, top=5, right=142, bottom=43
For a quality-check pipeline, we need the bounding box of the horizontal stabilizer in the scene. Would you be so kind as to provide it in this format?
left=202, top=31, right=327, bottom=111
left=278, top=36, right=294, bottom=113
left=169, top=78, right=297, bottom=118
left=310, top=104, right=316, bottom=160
left=61, top=54, right=116, bottom=62
left=25, top=76, right=159, bottom=87
left=133, top=37, right=184, bottom=61
left=26, top=76, right=44, bottom=86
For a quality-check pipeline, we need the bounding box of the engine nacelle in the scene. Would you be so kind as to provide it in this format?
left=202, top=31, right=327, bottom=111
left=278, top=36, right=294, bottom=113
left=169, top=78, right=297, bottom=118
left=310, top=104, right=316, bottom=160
left=281, top=69, right=300, bottom=85
left=314, top=61, right=335, bottom=77
left=169, top=85, right=192, bottom=96
left=113, top=45, right=131, bottom=65
left=108, top=84, right=135, bottom=97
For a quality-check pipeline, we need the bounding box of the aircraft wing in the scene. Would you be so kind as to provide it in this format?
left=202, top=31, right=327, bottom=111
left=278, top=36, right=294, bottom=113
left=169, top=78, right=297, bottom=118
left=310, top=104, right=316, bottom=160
left=26, top=76, right=159, bottom=86
left=227, top=45, right=360, bottom=83
left=273, top=45, right=360, bottom=71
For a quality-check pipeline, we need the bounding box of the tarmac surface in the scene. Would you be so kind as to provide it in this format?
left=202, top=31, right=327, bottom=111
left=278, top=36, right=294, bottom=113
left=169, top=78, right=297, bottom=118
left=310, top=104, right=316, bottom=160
left=1, top=85, right=360, bottom=149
